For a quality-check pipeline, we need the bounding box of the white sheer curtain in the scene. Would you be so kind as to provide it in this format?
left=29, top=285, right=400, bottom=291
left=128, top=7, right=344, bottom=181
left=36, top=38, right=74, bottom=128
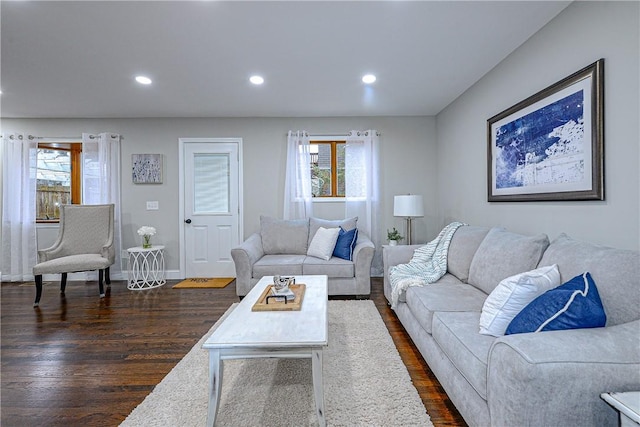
left=345, top=129, right=382, bottom=275
left=1, top=133, right=38, bottom=281
left=284, top=130, right=313, bottom=219
left=82, top=132, right=123, bottom=279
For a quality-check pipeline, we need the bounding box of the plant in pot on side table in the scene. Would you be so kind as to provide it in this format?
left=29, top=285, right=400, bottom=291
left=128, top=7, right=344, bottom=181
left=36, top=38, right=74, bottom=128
left=387, top=227, right=404, bottom=246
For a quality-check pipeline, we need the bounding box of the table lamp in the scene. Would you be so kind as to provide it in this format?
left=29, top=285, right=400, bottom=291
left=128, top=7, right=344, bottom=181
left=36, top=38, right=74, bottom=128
left=393, top=194, right=424, bottom=245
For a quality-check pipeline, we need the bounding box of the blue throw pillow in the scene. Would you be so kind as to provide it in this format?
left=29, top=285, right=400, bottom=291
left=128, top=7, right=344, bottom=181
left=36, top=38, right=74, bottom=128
left=332, top=227, right=358, bottom=260
left=505, top=272, right=606, bottom=335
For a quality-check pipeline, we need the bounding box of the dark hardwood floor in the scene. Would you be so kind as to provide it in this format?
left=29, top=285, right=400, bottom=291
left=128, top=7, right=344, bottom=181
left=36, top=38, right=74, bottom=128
left=1, top=277, right=465, bottom=426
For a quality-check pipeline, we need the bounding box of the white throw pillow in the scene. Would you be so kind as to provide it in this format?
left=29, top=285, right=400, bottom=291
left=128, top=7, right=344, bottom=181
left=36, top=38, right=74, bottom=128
left=479, top=264, right=560, bottom=337
left=307, top=227, right=341, bottom=261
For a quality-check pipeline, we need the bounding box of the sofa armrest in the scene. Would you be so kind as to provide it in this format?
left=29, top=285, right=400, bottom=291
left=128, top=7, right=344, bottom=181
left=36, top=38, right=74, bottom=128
left=487, top=320, right=640, bottom=427
left=382, top=244, right=422, bottom=303
left=352, top=234, right=375, bottom=295
left=231, top=233, right=264, bottom=296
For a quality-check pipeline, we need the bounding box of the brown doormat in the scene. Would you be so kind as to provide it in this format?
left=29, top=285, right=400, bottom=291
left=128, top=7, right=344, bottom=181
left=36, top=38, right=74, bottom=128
left=172, top=277, right=235, bottom=289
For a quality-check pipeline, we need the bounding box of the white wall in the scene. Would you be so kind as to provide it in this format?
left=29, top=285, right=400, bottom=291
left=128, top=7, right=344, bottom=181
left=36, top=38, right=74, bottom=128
left=3, top=116, right=437, bottom=275
left=436, top=1, right=640, bottom=251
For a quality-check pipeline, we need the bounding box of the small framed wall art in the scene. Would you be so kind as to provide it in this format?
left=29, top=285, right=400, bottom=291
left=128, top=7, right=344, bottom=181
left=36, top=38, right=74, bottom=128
left=132, top=154, right=163, bottom=184
left=487, top=59, right=604, bottom=202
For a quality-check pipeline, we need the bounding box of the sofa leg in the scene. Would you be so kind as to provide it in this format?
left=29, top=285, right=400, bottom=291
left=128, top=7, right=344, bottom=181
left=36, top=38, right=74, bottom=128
left=99, top=269, right=105, bottom=298
left=34, top=275, right=43, bottom=307
left=60, top=272, right=68, bottom=295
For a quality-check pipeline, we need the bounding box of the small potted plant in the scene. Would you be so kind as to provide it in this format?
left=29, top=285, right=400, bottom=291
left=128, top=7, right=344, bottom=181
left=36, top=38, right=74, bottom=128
left=387, top=227, right=404, bottom=246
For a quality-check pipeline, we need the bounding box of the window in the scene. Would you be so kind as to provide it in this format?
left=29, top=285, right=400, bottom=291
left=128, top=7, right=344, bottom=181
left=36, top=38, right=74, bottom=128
left=309, top=140, right=345, bottom=197
left=36, top=142, right=82, bottom=222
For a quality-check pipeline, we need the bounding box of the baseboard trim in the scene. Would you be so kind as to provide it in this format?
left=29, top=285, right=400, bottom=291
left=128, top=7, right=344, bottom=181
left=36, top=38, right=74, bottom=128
left=38, top=269, right=183, bottom=282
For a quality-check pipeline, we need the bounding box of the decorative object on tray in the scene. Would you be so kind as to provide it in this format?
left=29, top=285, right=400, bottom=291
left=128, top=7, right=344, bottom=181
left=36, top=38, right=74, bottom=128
left=252, top=283, right=306, bottom=311
left=273, top=275, right=294, bottom=293
left=137, top=225, right=156, bottom=249
left=266, top=287, right=296, bottom=304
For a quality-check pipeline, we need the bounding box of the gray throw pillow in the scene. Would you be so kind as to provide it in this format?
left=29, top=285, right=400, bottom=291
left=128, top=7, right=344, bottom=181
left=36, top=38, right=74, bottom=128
left=260, top=216, right=310, bottom=255
left=447, top=225, right=490, bottom=283
left=468, top=227, right=550, bottom=295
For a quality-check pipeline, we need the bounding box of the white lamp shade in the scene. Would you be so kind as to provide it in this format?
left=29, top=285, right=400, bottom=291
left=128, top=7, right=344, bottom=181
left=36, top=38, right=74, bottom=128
left=394, top=195, right=424, bottom=217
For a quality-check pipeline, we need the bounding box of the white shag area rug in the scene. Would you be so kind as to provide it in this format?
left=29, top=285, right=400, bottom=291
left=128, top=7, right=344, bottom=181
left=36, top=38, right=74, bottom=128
left=121, top=300, right=432, bottom=426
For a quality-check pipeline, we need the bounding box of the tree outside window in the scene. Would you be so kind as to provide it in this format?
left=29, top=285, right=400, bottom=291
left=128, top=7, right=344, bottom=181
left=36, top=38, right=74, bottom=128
left=36, top=143, right=81, bottom=221
left=310, top=141, right=345, bottom=197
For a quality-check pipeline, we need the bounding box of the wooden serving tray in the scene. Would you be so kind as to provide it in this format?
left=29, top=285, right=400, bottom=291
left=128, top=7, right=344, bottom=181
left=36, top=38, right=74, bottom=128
left=252, top=284, right=306, bottom=311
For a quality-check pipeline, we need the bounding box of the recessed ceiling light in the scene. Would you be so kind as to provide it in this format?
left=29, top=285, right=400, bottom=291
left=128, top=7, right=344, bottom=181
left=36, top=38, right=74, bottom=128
left=250, top=75, right=264, bottom=85
left=362, top=74, right=376, bottom=84
left=135, top=75, right=152, bottom=85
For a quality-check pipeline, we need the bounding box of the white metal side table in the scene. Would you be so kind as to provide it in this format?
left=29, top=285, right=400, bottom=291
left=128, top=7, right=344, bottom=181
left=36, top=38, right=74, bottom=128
left=127, top=245, right=166, bottom=290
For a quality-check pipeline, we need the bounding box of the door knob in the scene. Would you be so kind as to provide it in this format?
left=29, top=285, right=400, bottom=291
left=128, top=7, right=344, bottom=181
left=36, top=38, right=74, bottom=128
left=185, top=218, right=192, bottom=224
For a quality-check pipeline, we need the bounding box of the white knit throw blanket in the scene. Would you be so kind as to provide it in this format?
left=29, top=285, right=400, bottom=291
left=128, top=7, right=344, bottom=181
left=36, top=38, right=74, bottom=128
left=389, top=222, right=466, bottom=309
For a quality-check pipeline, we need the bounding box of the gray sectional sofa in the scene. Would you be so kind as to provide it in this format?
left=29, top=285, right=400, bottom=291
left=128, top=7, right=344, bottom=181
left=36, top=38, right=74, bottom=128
left=232, top=216, right=375, bottom=297
left=383, top=225, right=640, bottom=427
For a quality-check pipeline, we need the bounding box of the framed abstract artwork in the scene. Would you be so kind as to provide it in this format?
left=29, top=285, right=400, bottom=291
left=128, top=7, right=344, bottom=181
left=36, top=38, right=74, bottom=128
left=132, top=154, right=163, bottom=184
left=487, top=59, right=604, bottom=201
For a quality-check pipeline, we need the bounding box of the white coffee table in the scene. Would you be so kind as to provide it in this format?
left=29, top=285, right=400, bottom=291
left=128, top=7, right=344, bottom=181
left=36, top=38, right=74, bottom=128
left=601, top=391, right=640, bottom=426
left=203, top=275, right=328, bottom=427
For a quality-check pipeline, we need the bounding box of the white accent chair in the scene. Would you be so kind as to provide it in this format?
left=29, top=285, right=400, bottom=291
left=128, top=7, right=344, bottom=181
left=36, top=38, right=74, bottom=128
left=32, top=204, right=115, bottom=307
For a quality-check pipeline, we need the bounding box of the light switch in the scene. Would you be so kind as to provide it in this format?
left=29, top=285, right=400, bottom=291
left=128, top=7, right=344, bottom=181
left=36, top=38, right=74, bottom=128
left=146, top=201, right=159, bottom=210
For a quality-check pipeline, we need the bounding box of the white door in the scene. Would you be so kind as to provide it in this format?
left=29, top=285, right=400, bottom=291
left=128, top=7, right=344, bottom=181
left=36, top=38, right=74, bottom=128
left=180, top=139, right=242, bottom=278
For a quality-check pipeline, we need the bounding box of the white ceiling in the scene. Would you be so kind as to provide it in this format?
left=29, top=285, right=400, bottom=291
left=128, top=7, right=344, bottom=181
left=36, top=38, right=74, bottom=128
left=0, top=1, right=570, bottom=119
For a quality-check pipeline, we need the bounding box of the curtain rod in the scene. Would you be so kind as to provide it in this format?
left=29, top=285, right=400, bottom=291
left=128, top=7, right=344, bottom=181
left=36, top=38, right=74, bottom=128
left=42, top=134, right=120, bottom=140
left=289, top=131, right=382, bottom=137
left=3, top=134, right=117, bottom=140
left=39, top=136, right=83, bottom=140
left=1, top=134, right=81, bottom=140
left=310, top=133, right=381, bottom=137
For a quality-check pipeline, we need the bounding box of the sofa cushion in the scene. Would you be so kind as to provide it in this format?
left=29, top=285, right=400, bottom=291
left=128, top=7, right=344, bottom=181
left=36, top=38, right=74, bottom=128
left=302, top=257, right=354, bottom=278
left=333, top=227, right=358, bottom=260
left=405, top=281, right=486, bottom=334
left=538, top=233, right=640, bottom=326
left=506, top=272, right=606, bottom=335
left=432, top=311, right=495, bottom=400
left=252, top=254, right=305, bottom=277
left=307, top=227, right=340, bottom=260
left=479, top=264, right=560, bottom=337
left=260, top=216, right=309, bottom=255
left=468, top=228, right=549, bottom=295
left=394, top=272, right=461, bottom=304
left=447, top=226, right=490, bottom=283
left=308, top=217, right=357, bottom=248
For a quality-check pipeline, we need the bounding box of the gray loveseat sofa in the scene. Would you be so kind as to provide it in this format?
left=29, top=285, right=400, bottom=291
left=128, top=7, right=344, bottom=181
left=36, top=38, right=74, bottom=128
left=232, top=216, right=375, bottom=297
left=383, top=225, right=640, bottom=426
